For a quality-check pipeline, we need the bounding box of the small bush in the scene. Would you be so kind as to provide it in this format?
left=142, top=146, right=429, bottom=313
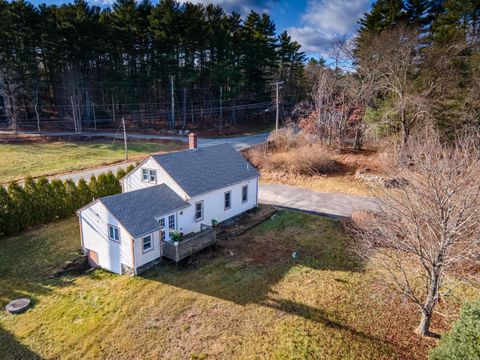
left=429, top=299, right=480, bottom=360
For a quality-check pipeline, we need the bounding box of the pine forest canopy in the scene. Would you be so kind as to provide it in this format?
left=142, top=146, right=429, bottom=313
left=0, top=0, right=306, bottom=133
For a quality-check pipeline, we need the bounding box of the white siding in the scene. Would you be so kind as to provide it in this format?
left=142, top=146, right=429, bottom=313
left=122, top=157, right=187, bottom=199
left=134, top=230, right=161, bottom=268
left=177, top=178, right=258, bottom=234
left=79, top=201, right=133, bottom=274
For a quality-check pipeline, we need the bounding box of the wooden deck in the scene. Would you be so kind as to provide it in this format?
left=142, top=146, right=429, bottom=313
left=162, top=224, right=216, bottom=262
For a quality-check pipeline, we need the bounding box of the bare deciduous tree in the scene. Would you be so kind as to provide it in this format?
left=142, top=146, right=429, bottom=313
left=348, top=129, right=480, bottom=337
left=356, top=26, right=432, bottom=145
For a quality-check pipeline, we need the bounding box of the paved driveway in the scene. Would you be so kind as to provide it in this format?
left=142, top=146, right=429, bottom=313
left=258, top=183, right=378, bottom=218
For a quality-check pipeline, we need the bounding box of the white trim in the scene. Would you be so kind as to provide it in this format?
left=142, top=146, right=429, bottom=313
left=108, top=224, right=120, bottom=242
left=141, top=167, right=157, bottom=184
left=141, top=234, right=154, bottom=254
left=224, top=190, right=232, bottom=210
left=194, top=200, right=204, bottom=222
left=241, top=184, right=248, bottom=203
left=186, top=175, right=259, bottom=198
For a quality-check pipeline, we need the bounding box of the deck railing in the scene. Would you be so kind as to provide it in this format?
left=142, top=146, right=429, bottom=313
left=162, top=225, right=216, bottom=262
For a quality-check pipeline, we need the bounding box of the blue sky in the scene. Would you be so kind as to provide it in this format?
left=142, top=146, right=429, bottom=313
left=27, top=0, right=373, bottom=59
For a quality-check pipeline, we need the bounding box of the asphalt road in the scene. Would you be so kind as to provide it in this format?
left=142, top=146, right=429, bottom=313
left=51, top=131, right=269, bottom=183
left=17, top=130, right=268, bottom=151
left=30, top=131, right=376, bottom=217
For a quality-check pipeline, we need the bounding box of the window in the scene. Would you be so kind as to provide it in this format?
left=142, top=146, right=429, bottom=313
left=109, top=225, right=120, bottom=242
left=242, top=185, right=248, bottom=203
left=195, top=201, right=203, bottom=221
left=159, top=218, right=165, bottom=228
left=224, top=191, right=231, bottom=210
left=160, top=230, right=165, bottom=241
left=149, top=169, right=157, bottom=182
left=142, top=168, right=157, bottom=183
left=142, top=235, right=153, bottom=252
left=168, top=214, right=175, bottom=229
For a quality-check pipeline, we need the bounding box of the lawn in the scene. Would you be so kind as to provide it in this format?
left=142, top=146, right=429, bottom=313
left=0, top=140, right=185, bottom=184
left=0, top=211, right=471, bottom=359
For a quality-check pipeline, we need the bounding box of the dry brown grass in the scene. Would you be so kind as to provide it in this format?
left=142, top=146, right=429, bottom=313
left=245, top=129, right=388, bottom=196
left=260, top=173, right=376, bottom=196
left=267, top=144, right=344, bottom=176
left=267, top=128, right=311, bottom=151
left=250, top=143, right=344, bottom=176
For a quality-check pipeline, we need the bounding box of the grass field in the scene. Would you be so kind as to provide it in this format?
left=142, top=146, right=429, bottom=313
left=0, top=140, right=185, bottom=184
left=0, top=211, right=471, bottom=359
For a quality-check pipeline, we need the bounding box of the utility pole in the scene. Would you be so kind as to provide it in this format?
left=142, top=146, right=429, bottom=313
left=170, top=75, right=175, bottom=130
left=92, top=102, right=97, bottom=131
left=271, top=81, right=284, bottom=133
left=122, top=117, right=128, bottom=161
left=112, top=94, right=116, bottom=128
left=70, top=96, right=77, bottom=133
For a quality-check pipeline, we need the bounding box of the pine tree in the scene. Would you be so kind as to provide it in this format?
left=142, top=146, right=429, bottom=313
left=77, top=178, right=93, bottom=206
left=7, top=182, right=28, bottom=233
left=50, top=179, right=68, bottom=218
left=0, top=186, right=13, bottom=236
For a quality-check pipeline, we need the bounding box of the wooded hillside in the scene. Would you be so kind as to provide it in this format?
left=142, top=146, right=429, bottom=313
left=299, top=0, right=480, bottom=146
left=0, top=0, right=306, bottom=133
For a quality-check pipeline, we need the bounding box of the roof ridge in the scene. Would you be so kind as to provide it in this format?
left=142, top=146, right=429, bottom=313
left=99, top=183, right=169, bottom=201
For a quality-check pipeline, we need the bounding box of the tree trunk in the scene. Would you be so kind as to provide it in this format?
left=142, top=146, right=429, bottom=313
left=416, top=268, right=442, bottom=337
left=400, top=103, right=410, bottom=146
left=416, top=308, right=433, bottom=336
left=353, top=127, right=362, bottom=151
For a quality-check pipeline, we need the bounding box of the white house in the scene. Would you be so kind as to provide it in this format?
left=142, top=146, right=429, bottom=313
left=77, top=134, right=259, bottom=275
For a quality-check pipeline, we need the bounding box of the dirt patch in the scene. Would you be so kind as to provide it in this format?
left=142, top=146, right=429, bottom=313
left=51, top=255, right=89, bottom=277
left=183, top=205, right=278, bottom=265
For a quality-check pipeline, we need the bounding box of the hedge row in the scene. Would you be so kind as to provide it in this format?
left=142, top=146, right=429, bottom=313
left=0, top=165, right=135, bottom=237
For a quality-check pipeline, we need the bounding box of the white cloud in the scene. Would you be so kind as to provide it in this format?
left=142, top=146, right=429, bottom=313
left=86, top=0, right=276, bottom=14
left=287, top=0, right=371, bottom=57
left=178, top=0, right=276, bottom=16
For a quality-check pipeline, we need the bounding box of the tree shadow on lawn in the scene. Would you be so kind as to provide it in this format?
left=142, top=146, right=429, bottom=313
left=0, top=219, right=81, bottom=308
left=260, top=296, right=394, bottom=353
left=146, top=211, right=363, bottom=304
left=141, top=212, right=394, bottom=350
left=0, top=325, right=43, bottom=360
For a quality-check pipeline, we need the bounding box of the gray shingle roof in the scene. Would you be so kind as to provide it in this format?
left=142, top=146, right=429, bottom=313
left=99, top=184, right=188, bottom=238
left=151, top=143, right=259, bottom=197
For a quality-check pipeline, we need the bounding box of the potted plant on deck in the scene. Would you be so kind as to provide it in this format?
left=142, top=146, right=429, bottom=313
left=170, top=231, right=182, bottom=246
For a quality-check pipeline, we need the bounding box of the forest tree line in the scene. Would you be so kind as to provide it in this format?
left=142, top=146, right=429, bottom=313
left=0, top=0, right=306, bottom=133
left=299, top=0, right=480, bottom=146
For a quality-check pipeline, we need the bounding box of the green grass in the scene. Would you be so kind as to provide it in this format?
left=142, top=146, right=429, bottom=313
left=0, top=140, right=184, bottom=184
left=0, top=211, right=471, bottom=359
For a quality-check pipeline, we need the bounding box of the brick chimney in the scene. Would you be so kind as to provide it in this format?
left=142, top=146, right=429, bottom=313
left=188, top=132, right=198, bottom=149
